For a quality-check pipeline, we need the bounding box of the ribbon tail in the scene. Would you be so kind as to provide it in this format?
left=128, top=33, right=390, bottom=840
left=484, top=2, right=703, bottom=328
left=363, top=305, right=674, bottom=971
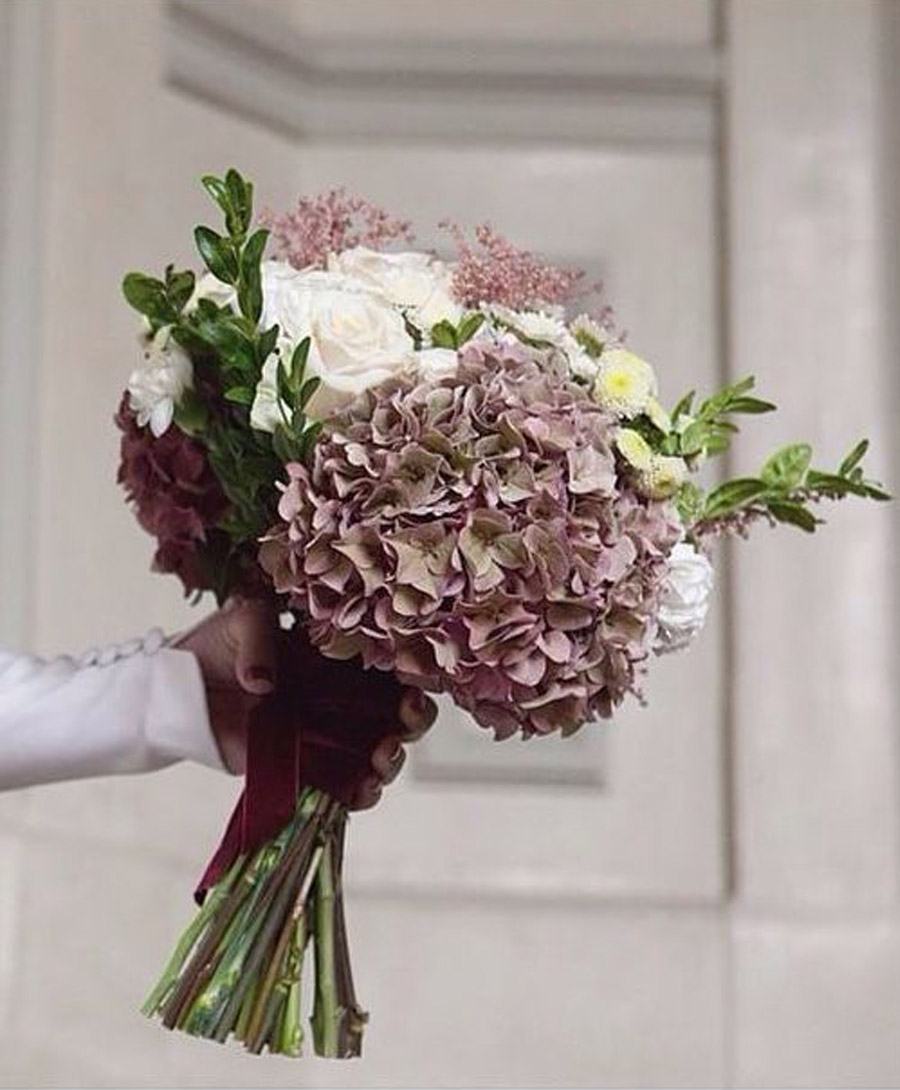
left=194, top=791, right=246, bottom=904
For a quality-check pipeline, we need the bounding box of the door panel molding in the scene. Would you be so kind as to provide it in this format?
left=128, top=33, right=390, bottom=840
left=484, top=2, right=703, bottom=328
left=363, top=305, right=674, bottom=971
left=165, top=0, right=721, bottom=147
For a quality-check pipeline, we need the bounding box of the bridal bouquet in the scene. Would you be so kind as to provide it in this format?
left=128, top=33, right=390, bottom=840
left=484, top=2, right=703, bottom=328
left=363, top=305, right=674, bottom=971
left=118, top=169, right=887, bottom=1058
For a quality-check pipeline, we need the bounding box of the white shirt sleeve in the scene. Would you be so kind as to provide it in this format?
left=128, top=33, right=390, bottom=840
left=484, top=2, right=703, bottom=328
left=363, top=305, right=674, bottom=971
left=0, top=629, right=226, bottom=791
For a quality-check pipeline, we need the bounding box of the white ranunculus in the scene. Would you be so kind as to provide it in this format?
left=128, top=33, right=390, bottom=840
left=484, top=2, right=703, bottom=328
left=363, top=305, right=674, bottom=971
left=328, top=247, right=462, bottom=329
left=254, top=262, right=416, bottom=423
left=127, top=326, right=193, bottom=437
left=656, top=542, right=715, bottom=654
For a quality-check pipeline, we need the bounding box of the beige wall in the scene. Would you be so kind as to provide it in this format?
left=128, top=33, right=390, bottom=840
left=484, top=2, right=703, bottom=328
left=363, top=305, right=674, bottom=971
left=0, top=1, right=898, bottom=1087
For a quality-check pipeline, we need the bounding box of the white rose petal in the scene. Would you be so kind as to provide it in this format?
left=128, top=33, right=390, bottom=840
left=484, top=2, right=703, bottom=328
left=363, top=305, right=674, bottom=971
left=655, top=542, right=715, bottom=654
left=328, top=247, right=462, bottom=329
left=127, top=326, right=193, bottom=437
left=416, top=347, right=459, bottom=381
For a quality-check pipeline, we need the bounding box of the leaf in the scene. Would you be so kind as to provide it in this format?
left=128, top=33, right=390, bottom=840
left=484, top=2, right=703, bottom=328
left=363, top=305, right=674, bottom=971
left=671, top=390, right=695, bottom=422
left=675, top=480, right=705, bottom=525
left=806, top=470, right=856, bottom=496
left=195, top=226, right=238, bottom=283
left=277, top=360, right=293, bottom=407
left=430, top=320, right=457, bottom=350
left=299, top=421, right=323, bottom=462
left=238, top=227, right=269, bottom=323
left=194, top=318, right=256, bottom=371
left=298, top=375, right=321, bottom=408
left=223, top=385, right=255, bottom=406
left=679, top=421, right=708, bottom=456
left=165, top=268, right=196, bottom=313
left=257, top=324, right=280, bottom=364
left=201, top=174, right=230, bottom=213
left=291, top=337, right=311, bottom=380
left=704, top=433, right=731, bottom=455
left=700, top=375, right=755, bottom=416
left=457, top=312, right=485, bottom=345
left=704, top=477, right=769, bottom=518
left=760, top=443, right=812, bottom=491
left=769, top=501, right=819, bottom=532
left=122, top=272, right=175, bottom=323
left=225, top=168, right=252, bottom=235
left=173, top=389, right=209, bottom=435
left=728, top=396, right=776, bottom=414
left=272, top=424, right=300, bottom=464
left=839, top=438, right=869, bottom=477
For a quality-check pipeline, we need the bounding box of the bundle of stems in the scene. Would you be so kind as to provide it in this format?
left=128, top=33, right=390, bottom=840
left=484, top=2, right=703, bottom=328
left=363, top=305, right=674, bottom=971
left=142, top=787, right=368, bottom=1058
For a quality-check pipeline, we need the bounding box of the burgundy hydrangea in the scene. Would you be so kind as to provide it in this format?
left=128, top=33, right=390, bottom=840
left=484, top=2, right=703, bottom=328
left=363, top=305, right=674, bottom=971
left=115, top=397, right=229, bottom=594
left=260, top=340, right=681, bottom=738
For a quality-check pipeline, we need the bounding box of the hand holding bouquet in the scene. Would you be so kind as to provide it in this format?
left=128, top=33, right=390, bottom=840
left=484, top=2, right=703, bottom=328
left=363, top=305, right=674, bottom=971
left=118, top=169, right=888, bottom=1058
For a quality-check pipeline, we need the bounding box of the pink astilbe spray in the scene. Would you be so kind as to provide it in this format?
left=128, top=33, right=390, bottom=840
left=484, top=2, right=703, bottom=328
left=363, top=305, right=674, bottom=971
left=443, top=221, right=584, bottom=310
left=260, top=188, right=414, bottom=270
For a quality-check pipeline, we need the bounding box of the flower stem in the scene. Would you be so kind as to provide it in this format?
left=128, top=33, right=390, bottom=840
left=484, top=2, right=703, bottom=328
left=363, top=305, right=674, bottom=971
left=141, top=853, right=245, bottom=1017
left=311, top=836, right=341, bottom=1058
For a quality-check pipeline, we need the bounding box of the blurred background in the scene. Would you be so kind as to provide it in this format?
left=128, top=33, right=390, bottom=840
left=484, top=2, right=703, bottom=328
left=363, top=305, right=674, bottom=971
left=0, top=0, right=898, bottom=1086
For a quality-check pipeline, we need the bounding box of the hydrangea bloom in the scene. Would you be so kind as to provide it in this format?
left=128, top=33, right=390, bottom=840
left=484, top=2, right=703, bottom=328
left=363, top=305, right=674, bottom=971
left=260, top=340, right=681, bottom=737
left=115, top=397, right=228, bottom=594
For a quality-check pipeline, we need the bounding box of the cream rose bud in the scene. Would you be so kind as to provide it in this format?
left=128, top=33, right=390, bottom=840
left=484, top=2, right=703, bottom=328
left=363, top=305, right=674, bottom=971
left=656, top=542, right=715, bottom=654
left=127, top=325, right=193, bottom=437
left=328, top=247, right=462, bottom=329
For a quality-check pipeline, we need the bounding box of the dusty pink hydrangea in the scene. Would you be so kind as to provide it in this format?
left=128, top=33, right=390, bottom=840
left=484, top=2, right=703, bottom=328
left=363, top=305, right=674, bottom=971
left=260, top=340, right=681, bottom=738
left=260, top=189, right=413, bottom=270
left=442, top=221, right=584, bottom=311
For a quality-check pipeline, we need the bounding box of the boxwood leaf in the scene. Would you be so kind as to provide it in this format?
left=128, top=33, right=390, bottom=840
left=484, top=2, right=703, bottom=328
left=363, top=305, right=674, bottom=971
left=194, top=226, right=238, bottom=283
left=761, top=443, right=812, bottom=491
left=704, top=477, right=768, bottom=518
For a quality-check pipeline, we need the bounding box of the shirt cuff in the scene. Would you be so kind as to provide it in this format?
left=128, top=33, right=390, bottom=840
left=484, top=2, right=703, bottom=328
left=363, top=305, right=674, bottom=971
left=145, top=647, right=226, bottom=772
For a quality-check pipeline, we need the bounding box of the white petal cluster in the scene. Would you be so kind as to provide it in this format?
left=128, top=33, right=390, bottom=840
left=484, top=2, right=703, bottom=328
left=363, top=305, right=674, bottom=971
left=127, top=326, right=193, bottom=437
left=655, top=542, right=715, bottom=653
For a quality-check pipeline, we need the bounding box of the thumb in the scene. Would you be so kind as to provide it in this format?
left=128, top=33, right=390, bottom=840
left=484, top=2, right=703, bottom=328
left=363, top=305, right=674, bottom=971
left=228, top=599, right=279, bottom=696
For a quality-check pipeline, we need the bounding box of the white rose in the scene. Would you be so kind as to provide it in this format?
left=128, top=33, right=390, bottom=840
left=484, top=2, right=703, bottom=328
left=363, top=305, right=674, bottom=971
left=253, top=262, right=416, bottom=424
left=127, top=325, right=193, bottom=437
left=655, top=542, right=715, bottom=654
left=328, top=247, right=462, bottom=330
left=415, top=347, right=459, bottom=381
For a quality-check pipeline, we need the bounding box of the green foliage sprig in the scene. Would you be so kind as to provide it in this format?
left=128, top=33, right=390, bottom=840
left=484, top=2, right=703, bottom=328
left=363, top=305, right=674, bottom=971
left=690, top=438, right=889, bottom=537
left=664, top=376, right=776, bottom=461
left=121, top=169, right=325, bottom=562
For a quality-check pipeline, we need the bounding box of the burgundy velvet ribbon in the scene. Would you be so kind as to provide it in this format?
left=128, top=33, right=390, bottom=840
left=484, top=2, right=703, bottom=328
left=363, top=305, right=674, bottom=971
left=195, top=633, right=402, bottom=902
